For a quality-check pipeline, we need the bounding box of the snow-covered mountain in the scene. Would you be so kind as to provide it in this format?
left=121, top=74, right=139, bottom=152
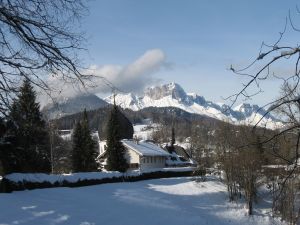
left=42, top=94, right=108, bottom=119
left=105, top=82, right=281, bottom=129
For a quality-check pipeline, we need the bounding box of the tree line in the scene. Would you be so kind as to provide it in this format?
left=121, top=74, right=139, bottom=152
left=153, top=114, right=300, bottom=223
left=0, top=79, right=129, bottom=175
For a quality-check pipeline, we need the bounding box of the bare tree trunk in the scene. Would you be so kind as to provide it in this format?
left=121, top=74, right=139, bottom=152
left=248, top=199, right=253, bottom=215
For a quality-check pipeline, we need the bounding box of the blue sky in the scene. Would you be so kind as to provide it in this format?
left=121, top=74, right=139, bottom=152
left=80, top=0, right=300, bottom=105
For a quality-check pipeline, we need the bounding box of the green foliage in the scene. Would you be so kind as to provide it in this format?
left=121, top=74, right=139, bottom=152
left=99, top=107, right=134, bottom=140
left=0, top=117, right=5, bottom=137
left=2, top=79, right=51, bottom=173
left=51, top=129, right=72, bottom=173
left=105, top=105, right=129, bottom=172
left=72, top=109, right=98, bottom=172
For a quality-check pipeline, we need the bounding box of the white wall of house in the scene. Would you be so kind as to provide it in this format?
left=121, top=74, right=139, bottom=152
left=125, top=149, right=167, bottom=170
left=99, top=140, right=168, bottom=170
left=125, top=149, right=140, bottom=164
left=99, top=141, right=107, bottom=155
left=139, top=156, right=166, bottom=170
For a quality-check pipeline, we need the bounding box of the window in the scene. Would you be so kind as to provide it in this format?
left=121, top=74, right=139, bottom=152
left=129, top=163, right=139, bottom=169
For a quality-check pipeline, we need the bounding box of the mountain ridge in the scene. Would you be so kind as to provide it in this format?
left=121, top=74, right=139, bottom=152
left=105, top=82, right=281, bottom=129
left=42, top=94, right=108, bottom=119
left=42, top=82, right=281, bottom=129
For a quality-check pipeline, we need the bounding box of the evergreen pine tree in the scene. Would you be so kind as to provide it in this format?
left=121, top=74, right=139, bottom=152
left=71, top=109, right=98, bottom=172
left=6, top=79, right=51, bottom=173
left=171, top=126, right=175, bottom=147
left=0, top=118, right=7, bottom=175
left=81, top=110, right=98, bottom=171
left=72, top=120, right=83, bottom=172
left=0, top=117, right=5, bottom=138
left=106, top=104, right=129, bottom=172
left=167, top=126, right=176, bottom=153
left=0, top=117, right=23, bottom=174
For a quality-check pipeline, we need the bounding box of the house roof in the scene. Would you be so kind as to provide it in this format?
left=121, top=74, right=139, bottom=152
left=122, top=140, right=170, bottom=157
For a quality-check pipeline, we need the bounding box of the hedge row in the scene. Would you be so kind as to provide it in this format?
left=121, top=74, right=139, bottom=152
left=0, top=170, right=194, bottom=193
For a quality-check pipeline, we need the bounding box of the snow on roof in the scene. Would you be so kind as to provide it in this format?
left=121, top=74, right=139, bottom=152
left=122, top=140, right=170, bottom=157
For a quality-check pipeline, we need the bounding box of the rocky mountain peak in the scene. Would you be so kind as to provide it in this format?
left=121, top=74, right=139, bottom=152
left=234, top=103, right=261, bottom=117
left=144, top=82, right=187, bottom=101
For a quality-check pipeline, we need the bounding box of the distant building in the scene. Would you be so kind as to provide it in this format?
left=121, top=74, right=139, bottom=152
left=58, top=129, right=72, bottom=141
left=164, top=144, right=198, bottom=167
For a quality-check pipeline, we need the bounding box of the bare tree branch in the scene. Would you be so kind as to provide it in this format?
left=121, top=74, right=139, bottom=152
left=0, top=0, right=96, bottom=116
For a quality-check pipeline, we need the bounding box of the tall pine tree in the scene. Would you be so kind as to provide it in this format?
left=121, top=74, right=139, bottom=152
left=106, top=104, right=129, bottom=172
left=72, top=109, right=98, bottom=172
left=166, top=126, right=176, bottom=153
left=6, top=79, right=51, bottom=173
left=71, top=120, right=83, bottom=172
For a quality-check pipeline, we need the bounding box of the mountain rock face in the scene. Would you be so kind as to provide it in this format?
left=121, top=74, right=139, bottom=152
left=42, top=94, right=108, bottom=119
left=105, top=82, right=281, bottom=129
left=145, top=83, right=188, bottom=101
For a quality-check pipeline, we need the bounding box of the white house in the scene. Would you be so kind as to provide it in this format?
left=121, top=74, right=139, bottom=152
left=58, top=129, right=73, bottom=141
left=99, top=139, right=170, bottom=170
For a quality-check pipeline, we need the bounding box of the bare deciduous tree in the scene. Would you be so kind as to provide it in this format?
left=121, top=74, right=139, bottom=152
left=228, top=10, right=300, bottom=160
left=216, top=123, right=264, bottom=215
left=228, top=9, right=300, bottom=222
left=0, top=0, right=89, bottom=115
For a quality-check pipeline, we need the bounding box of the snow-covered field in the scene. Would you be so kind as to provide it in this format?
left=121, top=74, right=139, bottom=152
left=0, top=177, right=285, bottom=225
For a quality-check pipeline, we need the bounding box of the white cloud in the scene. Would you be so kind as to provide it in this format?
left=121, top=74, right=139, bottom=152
left=39, top=49, right=168, bottom=106
left=88, top=48, right=167, bottom=93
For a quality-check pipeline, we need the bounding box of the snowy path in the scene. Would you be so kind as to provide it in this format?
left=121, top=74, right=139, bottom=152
left=0, top=177, right=285, bottom=225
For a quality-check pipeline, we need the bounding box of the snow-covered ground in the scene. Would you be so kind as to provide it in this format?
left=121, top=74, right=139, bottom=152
left=133, top=122, right=160, bottom=140
left=0, top=177, right=285, bottom=225
left=4, top=171, right=124, bottom=184
left=4, top=168, right=195, bottom=184
left=133, top=124, right=153, bottom=140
